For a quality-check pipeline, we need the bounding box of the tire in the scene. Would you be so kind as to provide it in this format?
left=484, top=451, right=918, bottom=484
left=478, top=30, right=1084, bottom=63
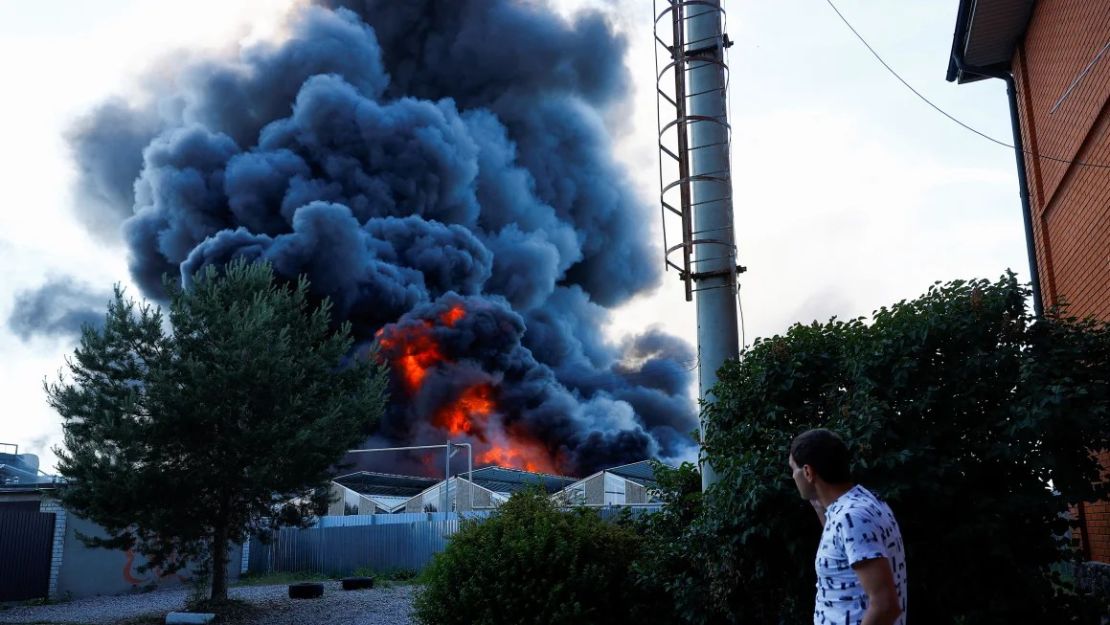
left=288, top=582, right=324, bottom=599
left=341, top=576, right=375, bottom=591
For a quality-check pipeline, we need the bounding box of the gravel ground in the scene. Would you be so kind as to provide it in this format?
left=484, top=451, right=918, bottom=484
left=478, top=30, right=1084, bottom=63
left=0, top=583, right=416, bottom=625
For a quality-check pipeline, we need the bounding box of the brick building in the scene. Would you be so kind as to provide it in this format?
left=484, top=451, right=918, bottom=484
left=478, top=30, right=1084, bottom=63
left=947, top=0, right=1109, bottom=564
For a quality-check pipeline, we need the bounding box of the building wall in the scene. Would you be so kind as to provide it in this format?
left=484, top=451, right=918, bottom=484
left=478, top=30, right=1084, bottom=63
left=39, top=498, right=66, bottom=599
left=626, top=481, right=648, bottom=504
left=603, top=472, right=628, bottom=505
left=1013, top=0, right=1110, bottom=320
left=1013, top=0, right=1110, bottom=563
left=1080, top=451, right=1110, bottom=562
left=556, top=473, right=652, bottom=506
left=326, top=482, right=347, bottom=516
left=404, top=481, right=479, bottom=513
left=585, top=473, right=605, bottom=504
left=453, top=479, right=494, bottom=511
left=0, top=497, right=243, bottom=600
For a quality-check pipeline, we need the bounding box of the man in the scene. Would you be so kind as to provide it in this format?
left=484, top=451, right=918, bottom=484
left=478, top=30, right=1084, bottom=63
left=789, top=428, right=907, bottom=625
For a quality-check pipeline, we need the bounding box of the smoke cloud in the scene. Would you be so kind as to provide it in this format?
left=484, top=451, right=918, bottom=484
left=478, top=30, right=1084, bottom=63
left=8, top=277, right=109, bottom=342
left=64, top=1, right=697, bottom=476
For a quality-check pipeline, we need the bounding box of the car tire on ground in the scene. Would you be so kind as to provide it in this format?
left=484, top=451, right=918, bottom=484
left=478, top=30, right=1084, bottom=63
left=341, top=576, right=375, bottom=591
left=288, top=582, right=324, bottom=599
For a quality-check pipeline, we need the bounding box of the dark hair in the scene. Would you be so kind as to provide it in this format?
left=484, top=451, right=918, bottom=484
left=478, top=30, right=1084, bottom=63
left=789, top=428, right=852, bottom=483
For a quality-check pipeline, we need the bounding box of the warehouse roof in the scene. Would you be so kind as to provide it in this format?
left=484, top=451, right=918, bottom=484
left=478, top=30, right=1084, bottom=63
left=461, top=466, right=575, bottom=495
left=333, top=471, right=439, bottom=497
left=606, top=460, right=660, bottom=487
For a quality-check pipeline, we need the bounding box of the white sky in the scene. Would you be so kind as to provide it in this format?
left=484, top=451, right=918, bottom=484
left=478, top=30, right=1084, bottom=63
left=0, top=0, right=1027, bottom=472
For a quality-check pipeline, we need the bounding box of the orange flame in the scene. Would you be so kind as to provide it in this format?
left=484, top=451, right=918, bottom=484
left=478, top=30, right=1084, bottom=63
left=377, top=305, right=468, bottom=394
left=478, top=439, right=557, bottom=474
left=440, top=305, right=466, bottom=327
left=377, top=322, right=446, bottom=393
left=379, top=303, right=559, bottom=475
left=435, top=385, right=494, bottom=436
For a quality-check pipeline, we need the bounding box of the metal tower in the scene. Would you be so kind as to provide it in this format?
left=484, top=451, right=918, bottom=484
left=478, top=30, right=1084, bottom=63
left=654, top=0, right=742, bottom=491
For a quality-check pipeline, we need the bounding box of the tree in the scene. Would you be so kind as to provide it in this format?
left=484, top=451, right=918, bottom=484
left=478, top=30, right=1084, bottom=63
left=646, top=274, right=1108, bottom=624
left=48, top=260, right=388, bottom=600
left=631, top=462, right=704, bottom=625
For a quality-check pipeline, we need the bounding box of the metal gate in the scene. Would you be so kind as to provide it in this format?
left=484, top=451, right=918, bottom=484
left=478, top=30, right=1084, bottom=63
left=0, top=510, right=56, bottom=601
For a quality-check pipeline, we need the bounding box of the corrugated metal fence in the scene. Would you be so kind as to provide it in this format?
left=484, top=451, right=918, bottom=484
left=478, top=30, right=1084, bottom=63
left=247, top=517, right=464, bottom=575
left=246, top=506, right=662, bottom=576
left=0, top=510, right=56, bottom=601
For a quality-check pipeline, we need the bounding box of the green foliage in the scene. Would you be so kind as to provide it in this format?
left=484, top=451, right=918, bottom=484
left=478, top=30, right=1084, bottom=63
left=351, top=566, right=419, bottom=582
left=233, top=570, right=331, bottom=587
left=48, top=259, right=389, bottom=600
left=632, top=462, right=704, bottom=625
left=653, top=274, right=1109, bottom=624
left=414, top=490, right=646, bottom=625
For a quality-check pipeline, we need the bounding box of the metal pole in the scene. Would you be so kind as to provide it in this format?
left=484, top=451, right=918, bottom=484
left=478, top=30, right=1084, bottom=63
left=444, top=439, right=451, bottom=514
left=347, top=443, right=464, bottom=514
left=1003, top=75, right=1045, bottom=319
left=347, top=444, right=458, bottom=453
left=451, top=442, right=473, bottom=512
left=685, top=0, right=739, bottom=490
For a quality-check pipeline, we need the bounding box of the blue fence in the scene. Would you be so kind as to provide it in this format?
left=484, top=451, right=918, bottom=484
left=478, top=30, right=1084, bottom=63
left=248, top=520, right=451, bottom=575
left=246, top=505, right=662, bottom=576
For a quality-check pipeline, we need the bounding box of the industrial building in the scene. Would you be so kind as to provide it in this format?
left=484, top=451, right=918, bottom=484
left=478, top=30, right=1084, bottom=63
left=554, top=460, right=661, bottom=506
left=327, top=471, right=439, bottom=515
left=0, top=446, right=53, bottom=487
left=401, top=466, right=575, bottom=513
left=323, top=461, right=668, bottom=515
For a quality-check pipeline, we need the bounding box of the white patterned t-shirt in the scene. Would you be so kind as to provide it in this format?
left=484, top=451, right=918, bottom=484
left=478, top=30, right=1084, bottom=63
left=813, top=485, right=907, bottom=625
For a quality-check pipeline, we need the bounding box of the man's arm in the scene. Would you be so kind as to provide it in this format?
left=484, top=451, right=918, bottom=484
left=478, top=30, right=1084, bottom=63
left=852, top=557, right=902, bottom=625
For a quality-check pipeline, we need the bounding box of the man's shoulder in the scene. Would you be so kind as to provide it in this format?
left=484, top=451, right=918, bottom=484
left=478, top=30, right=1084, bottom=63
left=829, top=486, right=891, bottom=523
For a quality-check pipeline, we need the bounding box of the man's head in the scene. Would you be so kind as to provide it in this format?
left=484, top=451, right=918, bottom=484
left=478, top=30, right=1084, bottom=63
left=788, top=428, right=852, bottom=499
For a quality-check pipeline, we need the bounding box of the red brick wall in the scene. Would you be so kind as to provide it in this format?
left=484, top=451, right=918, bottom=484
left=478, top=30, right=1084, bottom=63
left=1012, top=0, right=1110, bottom=563
left=1083, top=451, right=1110, bottom=562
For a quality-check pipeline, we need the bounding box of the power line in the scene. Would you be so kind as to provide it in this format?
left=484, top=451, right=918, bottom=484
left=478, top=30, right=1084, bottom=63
left=823, top=0, right=1110, bottom=170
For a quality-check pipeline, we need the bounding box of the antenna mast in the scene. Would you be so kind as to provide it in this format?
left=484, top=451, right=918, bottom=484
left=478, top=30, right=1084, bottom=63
left=654, top=0, right=743, bottom=491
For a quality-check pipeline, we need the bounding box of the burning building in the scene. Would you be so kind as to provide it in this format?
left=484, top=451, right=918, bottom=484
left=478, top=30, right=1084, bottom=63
left=64, top=0, right=699, bottom=478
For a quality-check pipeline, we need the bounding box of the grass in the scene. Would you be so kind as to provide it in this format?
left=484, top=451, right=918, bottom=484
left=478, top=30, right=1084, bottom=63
left=233, top=570, right=331, bottom=587
left=352, top=566, right=422, bottom=588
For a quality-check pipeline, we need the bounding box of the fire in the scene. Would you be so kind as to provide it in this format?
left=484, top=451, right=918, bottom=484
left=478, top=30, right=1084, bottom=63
left=379, top=303, right=560, bottom=476
left=440, top=305, right=465, bottom=327
left=376, top=322, right=446, bottom=393
left=376, top=304, right=466, bottom=394
left=435, top=385, right=494, bottom=436
left=478, top=439, right=558, bottom=474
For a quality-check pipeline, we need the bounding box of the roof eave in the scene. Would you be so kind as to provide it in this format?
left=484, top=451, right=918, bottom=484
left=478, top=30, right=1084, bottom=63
left=946, top=0, right=1035, bottom=84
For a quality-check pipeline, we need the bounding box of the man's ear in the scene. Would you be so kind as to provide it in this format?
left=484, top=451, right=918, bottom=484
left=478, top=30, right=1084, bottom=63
left=802, top=465, right=815, bottom=482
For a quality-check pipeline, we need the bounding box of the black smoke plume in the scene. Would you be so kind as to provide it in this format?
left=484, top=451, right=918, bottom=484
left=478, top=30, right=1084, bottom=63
left=65, top=1, right=697, bottom=477
left=8, top=277, right=109, bottom=342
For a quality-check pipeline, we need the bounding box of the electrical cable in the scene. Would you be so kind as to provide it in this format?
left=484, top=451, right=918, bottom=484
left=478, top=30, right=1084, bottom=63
left=823, top=0, right=1110, bottom=170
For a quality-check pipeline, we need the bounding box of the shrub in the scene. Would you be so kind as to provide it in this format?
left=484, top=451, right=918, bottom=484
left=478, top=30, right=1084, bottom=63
left=632, top=462, right=704, bottom=625
left=652, top=274, right=1108, bottom=624
left=413, top=490, right=645, bottom=625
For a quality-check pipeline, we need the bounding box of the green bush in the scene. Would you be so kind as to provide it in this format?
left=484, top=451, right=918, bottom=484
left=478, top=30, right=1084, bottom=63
left=652, top=274, right=1108, bottom=624
left=413, top=490, right=646, bottom=625
left=632, top=462, right=705, bottom=625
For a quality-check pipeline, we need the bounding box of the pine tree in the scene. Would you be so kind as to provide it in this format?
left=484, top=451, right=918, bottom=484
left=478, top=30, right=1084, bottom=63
left=48, top=260, right=387, bottom=599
